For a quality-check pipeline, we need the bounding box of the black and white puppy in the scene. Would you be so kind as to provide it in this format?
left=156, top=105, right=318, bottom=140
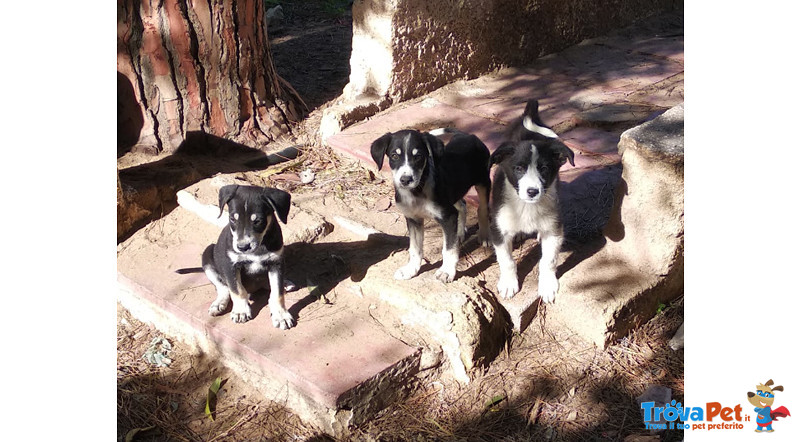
left=202, top=184, right=296, bottom=330
left=490, top=100, right=575, bottom=303
left=371, top=129, right=491, bottom=283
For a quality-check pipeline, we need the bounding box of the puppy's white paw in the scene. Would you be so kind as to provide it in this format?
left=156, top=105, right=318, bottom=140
left=394, top=263, right=420, bottom=280
left=497, top=273, right=520, bottom=299
left=271, top=308, right=296, bottom=330
left=434, top=267, right=455, bottom=283
left=208, top=299, right=229, bottom=316
left=230, top=304, right=253, bottom=323
left=538, top=273, right=559, bottom=304
left=478, top=230, right=491, bottom=248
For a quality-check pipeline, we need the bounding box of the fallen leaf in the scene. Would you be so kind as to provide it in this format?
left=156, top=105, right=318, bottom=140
left=374, top=196, right=392, bottom=211
left=567, top=410, right=578, bottom=421
left=270, top=173, right=301, bottom=183
left=125, top=426, right=156, bottom=442
left=205, top=377, right=223, bottom=421
left=483, top=394, right=506, bottom=414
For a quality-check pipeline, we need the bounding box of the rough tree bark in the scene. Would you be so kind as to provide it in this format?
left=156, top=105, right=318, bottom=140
left=117, top=0, right=305, bottom=154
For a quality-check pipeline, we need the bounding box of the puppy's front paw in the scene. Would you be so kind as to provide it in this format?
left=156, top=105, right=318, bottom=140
left=208, top=299, right=229, bottom=316
left=271, top=308, right=296, bottom=330
left=230, top=304, right=253, bottom=323
left=538, top=273, right=559, bottom=304
left=394, top=263, right=420, bottom=280
left=496, top=273, right=520, bottom=299
left=478, top=229, right=491, bottom=248
left=434, top=267, right=455, bottom=283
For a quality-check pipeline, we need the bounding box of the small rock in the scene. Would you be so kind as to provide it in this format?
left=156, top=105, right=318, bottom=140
left=265, top=4, right=284, bottom=29
left=299, top=169, right=315, bottom=184
left=636, top=385, right=671, bottom=431
left=143, top=336, right=173, bottom=367
left=668, top=323, right=684, bottom=350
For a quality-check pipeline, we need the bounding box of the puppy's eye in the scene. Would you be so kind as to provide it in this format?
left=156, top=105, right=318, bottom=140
left=390, top=153, right=400, bottom=161
left=513, top=165, right=525, bottom=174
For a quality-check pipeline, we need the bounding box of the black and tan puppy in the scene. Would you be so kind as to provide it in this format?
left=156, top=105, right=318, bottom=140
left=202, top=184, right=295, bottom=330
left=371, top=129, right=491, bottom=283
left=490, top=100, right=574, bottom=303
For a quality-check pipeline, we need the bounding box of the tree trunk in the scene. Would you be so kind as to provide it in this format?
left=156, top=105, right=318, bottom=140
left=117, top=0, right=305, bottom=154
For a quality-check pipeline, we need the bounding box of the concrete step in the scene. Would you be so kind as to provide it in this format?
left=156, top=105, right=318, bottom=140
left=117, top=178, right=423, bottom=436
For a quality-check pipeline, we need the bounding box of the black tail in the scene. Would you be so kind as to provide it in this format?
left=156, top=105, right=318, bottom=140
left=175, top=267, right=204, bottom=275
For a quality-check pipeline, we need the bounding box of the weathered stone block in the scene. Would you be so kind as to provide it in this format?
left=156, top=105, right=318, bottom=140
left=547, top=104, right=683, bottom=346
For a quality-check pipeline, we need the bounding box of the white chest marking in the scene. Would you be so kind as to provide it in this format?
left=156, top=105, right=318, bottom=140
left=396, top=189, right=442, bottom=220
left=228, top=247, right=283, bottom=273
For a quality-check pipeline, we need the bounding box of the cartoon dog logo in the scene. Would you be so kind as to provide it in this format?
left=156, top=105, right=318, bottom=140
left=747, top=379, right=791, bottom=432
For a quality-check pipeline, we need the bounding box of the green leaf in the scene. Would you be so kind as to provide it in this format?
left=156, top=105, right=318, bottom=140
left=484, top=394, right=506, bottom=412
left=205, top=377, right=223, bottom=421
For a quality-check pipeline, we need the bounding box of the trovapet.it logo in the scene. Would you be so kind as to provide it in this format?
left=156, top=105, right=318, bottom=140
left=746, top=379, right=791, bottom=433
left=640, top=379, right=791, bottom=433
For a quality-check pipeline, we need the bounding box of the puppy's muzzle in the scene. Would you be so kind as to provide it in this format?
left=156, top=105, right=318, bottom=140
left=399, top=174, right=414, bottom=186
left=235, top=241, right=257, bottom=253
left=526, top=188, right=540, bottom=198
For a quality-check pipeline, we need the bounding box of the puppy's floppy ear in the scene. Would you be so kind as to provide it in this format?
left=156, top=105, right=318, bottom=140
left=490, top=142, right=516, bottom=166
left=550, top=139, right=575, bottom=167
left=370, top=132, right=393, bottom=171
left=422, top=133, right=445, bottom=161
left=218, top=184, right=239, bottom=218
left=261, top=187, right=291, bottom=224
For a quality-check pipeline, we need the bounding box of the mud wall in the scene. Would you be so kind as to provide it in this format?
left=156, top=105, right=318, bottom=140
left=345, top=0, right=680, bottom=103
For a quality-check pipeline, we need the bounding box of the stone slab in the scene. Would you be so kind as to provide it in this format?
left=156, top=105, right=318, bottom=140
left=117, top=203, right=421, bottom=435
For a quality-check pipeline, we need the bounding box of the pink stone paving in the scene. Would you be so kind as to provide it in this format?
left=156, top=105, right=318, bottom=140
left=118, top=234, right=419, bottom=409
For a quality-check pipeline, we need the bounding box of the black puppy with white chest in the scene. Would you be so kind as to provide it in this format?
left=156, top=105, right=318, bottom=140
left=490, top=100, right=574, bottom=303
left=371, top=129, right=491, bottom=283
left=202, top=184, right=296, bottom=330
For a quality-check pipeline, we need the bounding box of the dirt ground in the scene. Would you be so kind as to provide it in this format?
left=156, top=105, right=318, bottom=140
left=117, top=2, right=684, bottom=441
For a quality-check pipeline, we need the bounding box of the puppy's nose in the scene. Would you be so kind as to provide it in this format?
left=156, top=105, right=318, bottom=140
left=399, top=175, right=413, bottom=186
left=527, top=188, right=540, bottom=198
left=237, top=242, right=253, bottom=252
